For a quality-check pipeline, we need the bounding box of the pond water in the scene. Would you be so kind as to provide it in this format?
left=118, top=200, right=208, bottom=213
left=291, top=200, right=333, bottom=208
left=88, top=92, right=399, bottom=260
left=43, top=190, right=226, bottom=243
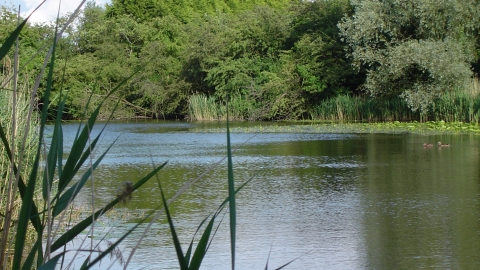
left=59, top=121, right=480, bottom=270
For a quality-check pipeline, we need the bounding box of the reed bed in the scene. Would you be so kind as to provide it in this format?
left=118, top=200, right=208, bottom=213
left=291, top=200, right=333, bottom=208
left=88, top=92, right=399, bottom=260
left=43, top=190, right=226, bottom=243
left=190, top=77, right=480, bottom=123
left=311, top=77, right=480, bottom=123
left=0, top=57, right=40, bottom=268
left=188, top=94, right=250, bottom=121
left=311, top=95, right=419, bottom=122
left=188, top=94, right=221, bottom=121
left=429, top=78, right=480, bottom=123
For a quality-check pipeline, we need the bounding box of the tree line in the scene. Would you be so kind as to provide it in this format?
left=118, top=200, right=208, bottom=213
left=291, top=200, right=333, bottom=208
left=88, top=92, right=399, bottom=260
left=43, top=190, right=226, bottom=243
left=1, top=0, right=479, bottom=120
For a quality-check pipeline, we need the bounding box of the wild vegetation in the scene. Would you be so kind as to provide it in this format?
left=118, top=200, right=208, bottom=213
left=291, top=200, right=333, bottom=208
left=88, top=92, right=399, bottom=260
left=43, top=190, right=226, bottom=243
left=4, top=1, right=480, bottom=269
left=0, top=5, right=263, bottom=269
left=1, top=0, right=478, bottom=121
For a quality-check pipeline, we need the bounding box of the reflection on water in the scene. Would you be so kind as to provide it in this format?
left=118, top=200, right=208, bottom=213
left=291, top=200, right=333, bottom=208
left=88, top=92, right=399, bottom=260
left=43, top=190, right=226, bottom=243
left=58, top=121, right=480, bottom=269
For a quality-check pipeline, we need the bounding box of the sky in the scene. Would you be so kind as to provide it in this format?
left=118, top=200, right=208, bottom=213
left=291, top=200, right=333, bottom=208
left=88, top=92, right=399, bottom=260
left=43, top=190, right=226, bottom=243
left=2, top=0, right=111, bottom=23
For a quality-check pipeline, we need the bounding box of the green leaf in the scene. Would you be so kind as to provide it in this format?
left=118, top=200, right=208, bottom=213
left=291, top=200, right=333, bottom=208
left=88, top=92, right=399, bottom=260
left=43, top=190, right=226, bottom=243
left=157, top=177, right=188, bottom=269
left=37, top=253, right=65, bottom=270
left=43, top=121, right=60, bottom=199
left=79, top=255, right=91, bottom=270
left=57, top=105, right=101, bottom=193
left=21, top=239, right=40, bottom=270
left=0, top=122, right=41, bottom=231
left=0, top=19, right=27, bottom=61
left=52, top=137, right=119, bottom=217
left=226, top=111, right=236, bottom=270
left=50, top=161, right=167, bottom=253
left=188, top=215, right=215, bottom=270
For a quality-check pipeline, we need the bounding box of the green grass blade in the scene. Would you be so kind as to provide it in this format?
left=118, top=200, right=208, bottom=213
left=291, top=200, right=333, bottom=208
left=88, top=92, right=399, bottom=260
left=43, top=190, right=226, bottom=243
left=43, top=96, right=67, bottom=199
left=57, top=105, right=100, bottom=192
left=74, top=92, right=94, bottom=140
left=56, top=98, right=66, bottom=177
left=83, top=209, right=156, bottom=269
left=226, top=117, right=236, bottom=270
left=0, top=19, right=27, bottom=61
left=156, top=178, right=188, bottom=270
left=12, top=134, right=42, bottom=269
left=37, top=253, right=64, bottom=270
left=13, top=23, right=58, bottom=269
left=70, top=132, right=101, bottom=179
left=52, top=137, right=118, bottom=217
left=20, top=238, right=40, bottom=270
left=188, top=216, right=216, bottom=270
left=43, top=121, right=60, bottom=199
left=50, top=161, right=167, bottom=253
left=0, top=123, right=41, bottom=231
left=273, top=250, right=312, bottom=270
left=185, top=213, right=214, bottom=264
left=218, top=174, right=255, bottom=213
left=79, top=255, right=91, bottom=270
left=185, top=243, right=193, bottom=265
left=274, top=256, right=303, bottom=270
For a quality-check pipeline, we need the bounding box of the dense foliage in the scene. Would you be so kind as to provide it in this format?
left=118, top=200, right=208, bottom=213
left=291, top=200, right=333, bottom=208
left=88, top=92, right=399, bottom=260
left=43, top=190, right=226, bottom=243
left=1, top=0, right=479, bottom=120
left=339, top=0, right=480, bottom=113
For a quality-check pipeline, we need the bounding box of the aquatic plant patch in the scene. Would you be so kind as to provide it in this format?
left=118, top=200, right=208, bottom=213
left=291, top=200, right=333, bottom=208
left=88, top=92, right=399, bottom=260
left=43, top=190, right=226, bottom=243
left=225, top=121, right=480, bottom=135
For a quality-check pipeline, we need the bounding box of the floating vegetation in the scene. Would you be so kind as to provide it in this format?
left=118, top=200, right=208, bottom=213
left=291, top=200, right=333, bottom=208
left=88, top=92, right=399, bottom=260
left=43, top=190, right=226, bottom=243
left=223, top=121, right=480, bottom=135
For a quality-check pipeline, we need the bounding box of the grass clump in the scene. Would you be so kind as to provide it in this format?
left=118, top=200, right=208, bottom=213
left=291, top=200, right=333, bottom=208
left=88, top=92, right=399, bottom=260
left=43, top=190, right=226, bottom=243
left=310, top=95, right=417, bottom=122
left=0, top=58, right=39, bottom=269
left=188, top=94, right=256, bottom=121
left=310, top=78, right=480, bottom=123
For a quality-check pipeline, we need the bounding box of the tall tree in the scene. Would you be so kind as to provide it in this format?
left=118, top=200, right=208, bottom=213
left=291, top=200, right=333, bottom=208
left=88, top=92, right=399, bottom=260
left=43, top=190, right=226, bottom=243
left=289, top=0, right=361, bottom=99
left=106, top=0, right=293, bottom=22
left=339, top=0, right=479, bottom=113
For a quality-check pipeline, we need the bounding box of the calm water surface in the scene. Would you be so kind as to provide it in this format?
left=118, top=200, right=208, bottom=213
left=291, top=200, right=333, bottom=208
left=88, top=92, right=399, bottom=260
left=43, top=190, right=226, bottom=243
left=60, top=121, right=480, bottom=269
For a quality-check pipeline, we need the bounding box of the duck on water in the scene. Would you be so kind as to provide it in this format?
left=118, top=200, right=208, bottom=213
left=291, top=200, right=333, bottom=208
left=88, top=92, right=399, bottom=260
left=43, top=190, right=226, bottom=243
left=437, top=142, right=450, bottom=147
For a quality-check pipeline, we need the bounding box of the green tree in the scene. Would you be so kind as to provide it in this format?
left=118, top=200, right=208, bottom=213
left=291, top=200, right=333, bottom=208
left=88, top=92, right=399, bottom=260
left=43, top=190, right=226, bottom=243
left=1, top=5, right=56, bottom=105
left=338, top=0, right=479, bottom=113
left=289, top=0, right=361, bottom=99
left=106, top=0, right=293, bottom=22
left=183, top=7, right=298, bottom=119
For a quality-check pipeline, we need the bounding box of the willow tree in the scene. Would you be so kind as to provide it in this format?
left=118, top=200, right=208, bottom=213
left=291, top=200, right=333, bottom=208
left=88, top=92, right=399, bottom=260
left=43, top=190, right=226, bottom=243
left=338, top=0, right=479, bottom=113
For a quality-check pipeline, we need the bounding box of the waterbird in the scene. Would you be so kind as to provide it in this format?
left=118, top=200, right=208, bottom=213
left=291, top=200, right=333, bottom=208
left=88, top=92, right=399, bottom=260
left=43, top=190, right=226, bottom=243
left=423, top=143, right=433, bottom=148
left=437, top=142, right=450, bottom=147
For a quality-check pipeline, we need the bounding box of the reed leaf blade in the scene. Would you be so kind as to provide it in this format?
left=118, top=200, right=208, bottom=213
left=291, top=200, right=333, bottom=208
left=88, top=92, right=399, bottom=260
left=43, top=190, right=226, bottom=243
left=226, top=118, right=236, bottom=270
left=12, top=24, right=59, bottom=268
left=52, top=138, right=118, bottom=217
left=157, top=179, right=188, bottom=270
left=188, top=215, right=215, bottom=270
left=50, top=161, right=167, bottom=253
left=57, top=105, right=100, bottom=192
left=37, top=253, right=64, bottom=270
left=0, top=19, right=27, bottom=61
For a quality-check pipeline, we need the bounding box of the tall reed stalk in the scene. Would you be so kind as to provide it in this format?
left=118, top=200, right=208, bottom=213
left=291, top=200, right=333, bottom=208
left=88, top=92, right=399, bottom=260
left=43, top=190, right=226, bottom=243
left=188, top=94, right=221, bottom=121
left=311, top=78, right=480, bottom=123
left=0, top=55, right=39, bottom=268
left=188, top=94, right=250, bottom=121
left=311, top=95, right=418, bottom=122
left=429, top=77, right=480, bottom=123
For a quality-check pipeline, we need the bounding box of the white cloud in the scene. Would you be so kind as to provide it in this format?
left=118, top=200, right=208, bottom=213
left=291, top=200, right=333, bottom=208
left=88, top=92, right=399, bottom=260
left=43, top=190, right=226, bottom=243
left=20, top=0, right=110, bottom=24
